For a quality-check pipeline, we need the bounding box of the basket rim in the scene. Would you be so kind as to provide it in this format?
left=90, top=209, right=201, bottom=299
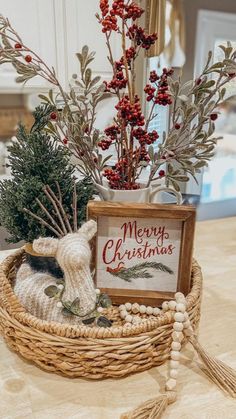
left=0, top=248, right=202, bottom=340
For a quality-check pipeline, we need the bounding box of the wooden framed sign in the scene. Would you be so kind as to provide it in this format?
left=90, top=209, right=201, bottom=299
left=88, top=201, right=196, bottom=306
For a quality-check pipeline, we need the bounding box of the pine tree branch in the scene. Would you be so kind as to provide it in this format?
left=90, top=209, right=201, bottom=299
left=108, top=261, right=174, bottom=282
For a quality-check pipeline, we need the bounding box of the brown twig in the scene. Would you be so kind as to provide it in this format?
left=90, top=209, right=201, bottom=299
left=35, top=197, right=64, bottom=236
left=55, top=181, right=62, bottom=203
left=45, top=185, right=73, bottom=233
left=72, top=183, right=78, bottom=232
left=23, top=208, right=61, bottom=238
left=43, top=187, right=68, bottom=235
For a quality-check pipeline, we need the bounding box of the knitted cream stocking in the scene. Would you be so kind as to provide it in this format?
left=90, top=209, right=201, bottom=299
left=121, top=292, right=236, bottom=419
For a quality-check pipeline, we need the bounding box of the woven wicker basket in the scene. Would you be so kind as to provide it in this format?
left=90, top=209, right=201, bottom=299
left=0, top=249, right=202, bottom=379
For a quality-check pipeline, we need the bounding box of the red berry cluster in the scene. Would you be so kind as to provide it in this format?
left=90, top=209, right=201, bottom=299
left=144, top=68, right=173, bottom=106
left=104, top=124, right=121, bottom=140
left=98, top=137, right=113, bottom=151
left=127, top=24, right=157, bottom=50
left=105, top=70, right=127, bottom=91
left=115, top=95, right=145, bottom=126
left=125, top=46, right=136, bottom=62
left=124, top=2, right=144, bottom=20
left=144, top=84, right=156, bottom=102
left=133, top=127, right=159, bottom=145
left=100, top=0, right=109, bottom=16
left=149, top=70, right=159, bottom=83
left=103, top=166, right=140, bottom=190
left=106, top=0, right=144, bottom=20
left=100, top=1, right=144, bottom=32
left=111, top=47, right=136, bottom=76
left=101, top=14, right=118, bottom=32
left=139, top=146, right=150, bottom=163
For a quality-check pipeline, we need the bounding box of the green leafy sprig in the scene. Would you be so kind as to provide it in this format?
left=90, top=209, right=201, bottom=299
left=147, top=43, right=236, bottom=190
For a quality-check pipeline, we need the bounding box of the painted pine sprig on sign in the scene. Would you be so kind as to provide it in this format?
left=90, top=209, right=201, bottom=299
left=107, top=261, right=174, bottom=282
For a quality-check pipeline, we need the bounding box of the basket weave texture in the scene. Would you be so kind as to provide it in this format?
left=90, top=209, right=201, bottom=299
left=0, top=249, right=202, bottom=379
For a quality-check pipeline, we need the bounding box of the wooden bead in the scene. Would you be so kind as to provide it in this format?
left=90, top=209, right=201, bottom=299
left=146, top=306, right=153, bottom=315
left=171, top=341, right=181, bottom=351
left=176, top=303, right=186, bottom=313
left=139, top=305, right=146, bottom=314
left=120, top=310, right=127, bottom=319
left=171, top=331, right=184, bottom=342
left=162, top=301, right=169, bottom=311
left=170, top=369, right=178, bottom=379
left=170, top=360, right=179, bottom=369
left=170, top=351, right=180, bottom=361
left=131, top=303, right=140, bottom=314
left=153, top=307, right=160, bottom=316
left=125, top=302, right=132, bottom=311
left=174, top=312, right=185, bottom=323
left=175, top=292, right=185, bottom=301
left=119, top=304, right=126, bottom=311
left=165, top=378, right=177, bottom=391
left=125, top=315, right=133, bottom=323
left=168, top=300, right=177, bottom=311
left=173, top=322, right=184, bottom=332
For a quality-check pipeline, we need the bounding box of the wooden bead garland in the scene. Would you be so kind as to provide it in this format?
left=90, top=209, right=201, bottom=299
left=118, top=292, right=194, bottom=397
left=165, top=292, right=188, bottom=392
left=118, top=302, right=161, bottom=324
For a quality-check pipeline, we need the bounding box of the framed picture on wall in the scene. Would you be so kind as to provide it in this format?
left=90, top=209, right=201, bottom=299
left=88, top=201, right=196, bottom=306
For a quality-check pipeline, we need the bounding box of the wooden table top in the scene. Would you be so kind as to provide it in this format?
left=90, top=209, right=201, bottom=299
left=0, top=217, right=236, bottom=419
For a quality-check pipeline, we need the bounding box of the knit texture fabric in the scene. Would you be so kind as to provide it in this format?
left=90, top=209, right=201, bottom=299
left=14, top=220, right=97, bottom=323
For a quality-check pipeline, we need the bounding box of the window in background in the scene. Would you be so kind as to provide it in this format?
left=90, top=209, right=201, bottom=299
left=201, top=40, right=236, bottom=204
left=194, top=10, right=236, bottom=219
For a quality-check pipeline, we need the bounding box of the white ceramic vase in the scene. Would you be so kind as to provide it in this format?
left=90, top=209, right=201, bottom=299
left=95, top=180, right=182, bottom=205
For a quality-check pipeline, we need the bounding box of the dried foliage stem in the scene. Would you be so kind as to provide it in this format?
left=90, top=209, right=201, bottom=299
left=42, top=187, right=68, bottom=235
left=45, top=185, right=73, bottom=233
left=23, top=207, right=61, bottom=238
left=35, top=197, right=64, bottom=236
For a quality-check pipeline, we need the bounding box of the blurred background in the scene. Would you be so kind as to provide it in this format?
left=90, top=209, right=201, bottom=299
left=0, top=0, right=236, bottom=249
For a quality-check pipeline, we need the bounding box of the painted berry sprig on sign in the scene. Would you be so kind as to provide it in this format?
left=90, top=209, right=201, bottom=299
left=1, top=5, right=236, bottom=192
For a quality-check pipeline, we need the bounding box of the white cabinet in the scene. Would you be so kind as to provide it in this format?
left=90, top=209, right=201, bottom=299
left=0, top=1, right=118, bottom=103
left=63, top=0, right=120, bottom=81
left=0, top=0, right=57, bottom=92
left=0, top=0, right=119, bottom=128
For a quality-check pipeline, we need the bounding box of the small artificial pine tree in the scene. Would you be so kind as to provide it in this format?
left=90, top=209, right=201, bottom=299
left=0, top=104, right=94, bottom=243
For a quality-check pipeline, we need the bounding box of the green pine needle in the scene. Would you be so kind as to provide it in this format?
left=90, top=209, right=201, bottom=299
left=0, top=104, right=94, bottom=243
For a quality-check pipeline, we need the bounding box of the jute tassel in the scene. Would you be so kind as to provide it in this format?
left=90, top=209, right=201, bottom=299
left=121, top=391, right=177, bottom=419
left=188, top=335, right=236, bottom=398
